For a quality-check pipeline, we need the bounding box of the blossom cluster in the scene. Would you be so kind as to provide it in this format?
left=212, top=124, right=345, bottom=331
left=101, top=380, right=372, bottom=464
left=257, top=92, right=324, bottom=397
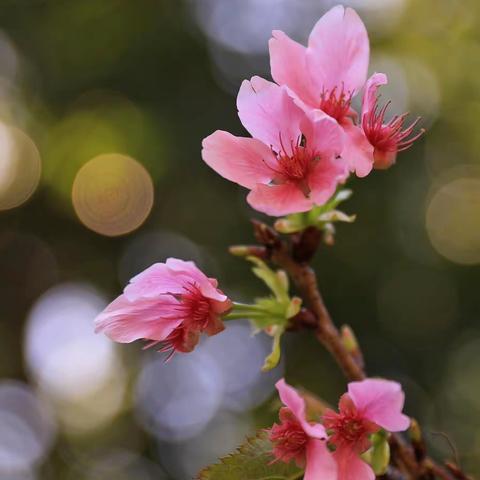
left=202, top=5, right=422, bottom=216
left=92, top=5, right=422, bottom=479
left=269, top=378, right=410, bottom=480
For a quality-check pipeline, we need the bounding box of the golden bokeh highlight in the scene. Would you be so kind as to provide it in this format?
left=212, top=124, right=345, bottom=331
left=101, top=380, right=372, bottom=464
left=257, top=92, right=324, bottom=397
left=72, top=153, right=154, bottom=237
left=0, top=123, right=41, bottom=210
left=426, top=176, right=480, bottom=265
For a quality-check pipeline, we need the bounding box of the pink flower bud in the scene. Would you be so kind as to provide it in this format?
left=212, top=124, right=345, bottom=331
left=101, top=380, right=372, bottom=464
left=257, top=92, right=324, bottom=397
left=94, top=258, right=232, bottom=357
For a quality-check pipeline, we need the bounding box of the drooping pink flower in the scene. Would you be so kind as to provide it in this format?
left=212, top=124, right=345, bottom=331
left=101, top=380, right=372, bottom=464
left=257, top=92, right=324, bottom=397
left=323, top=378, right=410, bottom=480
left=202, top=77, right=347, bottom=217
left=361, top=73, right=424, bottom=169
left=94, top=258, right=232, bottom=356
left=269, top=5, right=374, bottom=177
left=269, top=379, right=337, bottom=480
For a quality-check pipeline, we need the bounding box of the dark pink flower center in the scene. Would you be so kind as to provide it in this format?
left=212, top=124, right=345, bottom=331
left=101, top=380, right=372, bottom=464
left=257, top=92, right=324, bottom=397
left=268, top=136, right=319, bottom=197
left=363, top=100, right=424, bottom=155
left=180, top=283, right=212, bottom=328
left=269, top=408, right=309, bottom=464
left=323, top=395, right=379, bottom=453
left=320, top=86, right=353, bottom=122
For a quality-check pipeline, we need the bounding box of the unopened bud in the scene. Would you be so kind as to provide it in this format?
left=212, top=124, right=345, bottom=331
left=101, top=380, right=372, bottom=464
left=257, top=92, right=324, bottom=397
left=341, top=325, right=359, bottom=353
left=409, top=418, right=422, bottom=443
left=274, top=218, right=298, bottom=234
left=229, top=245, right=249, bottom=256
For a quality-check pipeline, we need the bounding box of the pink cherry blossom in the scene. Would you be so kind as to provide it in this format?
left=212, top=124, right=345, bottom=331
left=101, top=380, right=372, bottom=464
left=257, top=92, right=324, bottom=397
left=269, top=379, right=337, bottom=480
left=202, top=78, right=347, bottom=217
left=323, top=378, right=410, bottom=480
left=269, top=5, right=374, bottom=177
left=361, top=73, right=424, bottom=169
left=94, top=258, right=232, bottom=356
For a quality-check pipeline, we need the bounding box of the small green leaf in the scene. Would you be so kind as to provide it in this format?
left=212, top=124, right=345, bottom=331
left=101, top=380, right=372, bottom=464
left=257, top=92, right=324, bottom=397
left=248, top=256, right=289, bottom=303
left=262, top=326, right=283, bottom=372
left=274, top=189, right=355, bottom=235
left=197, top=431, right=303, bottom=480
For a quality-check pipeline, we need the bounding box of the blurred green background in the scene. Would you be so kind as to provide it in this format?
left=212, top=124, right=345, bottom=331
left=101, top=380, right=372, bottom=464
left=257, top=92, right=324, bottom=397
left=0, top=0, right=479, bottom=478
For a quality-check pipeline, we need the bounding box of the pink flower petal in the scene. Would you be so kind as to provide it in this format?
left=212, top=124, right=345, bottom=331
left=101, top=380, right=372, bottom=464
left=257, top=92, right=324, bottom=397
left=247, top=183, right=313, bottom=216
left=305, top=438, right=337, bottom=480
left=341, top=120, right=374, bottom=177
left=348, top=379, right=411, bottom=432
left=94, top=294, right=182, bottom=343
left=362, top=72, right=388, bottom=120
left=308, top=157, right=347, bottom=207
left=269, top=30, right=318, bottom=107
left=301, top=111, right=345, bottom=159
left=306, top=5, right=369, bottom=96
left=202, top=130, right=274, bottom=189
left=275, top=379, right=327, bottom=440
left=334, top=446, right=375, bottom=480
left=237, top=77, right=305, bottom=154
left=164, top=258, right=228, bottom=303
left=124, top=263, right=183, bottom=301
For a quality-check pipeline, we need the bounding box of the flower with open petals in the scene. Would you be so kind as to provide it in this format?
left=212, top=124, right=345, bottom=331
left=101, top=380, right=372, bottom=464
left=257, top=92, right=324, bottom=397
left=323, top=378, right=410, bottom=480
left=269, top=379, right=337, bottom=480
left=202, top=77, right=346, bottom=216
left=361, top=73, right=424, bottom=169
left=94, top=258, right=232, bottom=356
left=269, top=5, right=373, bottom=177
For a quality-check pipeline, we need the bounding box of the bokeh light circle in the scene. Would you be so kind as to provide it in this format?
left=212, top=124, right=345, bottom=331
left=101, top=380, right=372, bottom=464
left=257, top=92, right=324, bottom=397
left=135, top=352, right=223, bottom=442
left=25, top=283, right=116, bottom=402
left=0, top=380, right=56, bottom=474
left=426, top=176, right=480, bottom=265
left=72, top=153, right=154, bottom=236
left=0, top=124, right=41, bottom=210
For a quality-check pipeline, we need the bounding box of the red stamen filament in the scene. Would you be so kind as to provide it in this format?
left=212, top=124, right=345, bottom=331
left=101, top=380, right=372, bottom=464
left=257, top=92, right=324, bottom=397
left=363, top=99, right=425, bottom=154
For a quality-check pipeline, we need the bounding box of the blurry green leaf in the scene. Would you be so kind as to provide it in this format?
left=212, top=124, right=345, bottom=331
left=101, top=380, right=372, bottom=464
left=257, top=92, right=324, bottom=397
left=198, top=431, right=303, bottom=480
left=248, top=256, right=289, bottom=303
left=262, top=326, right=283, bottom=372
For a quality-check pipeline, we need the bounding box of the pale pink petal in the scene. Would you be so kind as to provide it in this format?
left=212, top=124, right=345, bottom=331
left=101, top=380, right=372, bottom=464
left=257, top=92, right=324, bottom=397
left=275, top=379, right=327, bottom=440
left=362, top=72, right=388, bottom=120
left=202, top=130, right=274, bottom=189
left=269, top=30, right=318, bottom=107
left=237, top=77, right=305, bottom=154
left=335, top=446, right=375, bottom=480
left=308, top=157, right=347, bottom=206
left=302, top=111, right=345, bottom=159
left=304, top=439, right=337, bottom=480
left=307, top=6, right=369, bottom=96
left=348, top=379, right=411, bottom=432
left=341, top=120, right=374, bottom=177
left=124, top=263, right=183, bottom=301
left=94, top=294, right=182, bottom=343
left=165, top=258, right=228, bottom=303
left=247, top=183, right=313, bottom=216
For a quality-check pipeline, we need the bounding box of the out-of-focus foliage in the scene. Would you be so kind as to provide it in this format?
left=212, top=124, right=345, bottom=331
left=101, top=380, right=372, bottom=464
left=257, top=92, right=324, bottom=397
left=0, top=0, right=479, bottom=478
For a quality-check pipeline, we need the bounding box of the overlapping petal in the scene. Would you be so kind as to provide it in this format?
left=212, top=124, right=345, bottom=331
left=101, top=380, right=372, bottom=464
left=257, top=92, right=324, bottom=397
left=348, top=379, right=411, bottom=432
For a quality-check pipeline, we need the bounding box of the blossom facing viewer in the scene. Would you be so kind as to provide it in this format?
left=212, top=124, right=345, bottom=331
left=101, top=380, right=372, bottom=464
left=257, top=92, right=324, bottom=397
left=269, top=378, right=410, bottom=480
left=202, top=77, right=347, bottom=217
left=268, top=5, right=422, bottom=176
left=94, top=258, right=232, bottom=356
left=323, top=378, right=410, bottom=480
left=269, top=379, right=337, bottom=480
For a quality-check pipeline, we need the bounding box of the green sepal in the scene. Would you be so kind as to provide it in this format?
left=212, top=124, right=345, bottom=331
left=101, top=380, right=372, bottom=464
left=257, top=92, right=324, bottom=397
left=362, top=430, right=391, bottom=475
left=274, top=188, right=355, bottom=234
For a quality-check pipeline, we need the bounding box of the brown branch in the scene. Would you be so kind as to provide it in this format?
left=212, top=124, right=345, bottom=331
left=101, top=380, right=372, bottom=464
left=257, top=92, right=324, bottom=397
left=246, top=220, right=464, bottom=480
